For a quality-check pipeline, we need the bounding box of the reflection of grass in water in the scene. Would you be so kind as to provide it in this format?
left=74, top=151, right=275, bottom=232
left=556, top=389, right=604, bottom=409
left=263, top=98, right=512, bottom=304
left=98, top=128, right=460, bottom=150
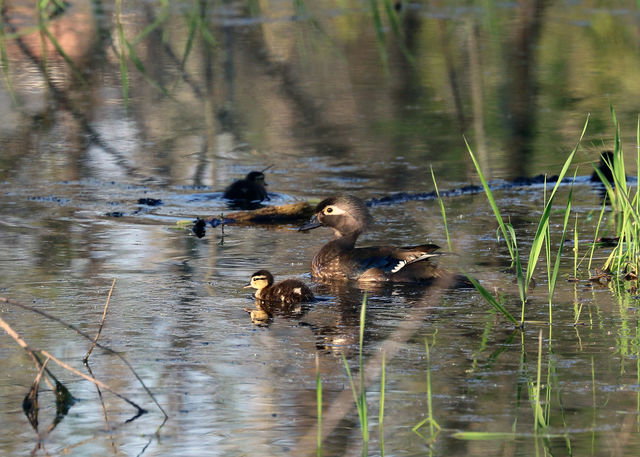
left=115, top=0, right=129, bottom=107
left=412, top=333, right=441, bottom=446
left=316, top=354, right=322, bottom=457
left=0, top=4, right=17, bottom=103
left=36, top=0, right=86, bottom=83
left=342, top=294, right=370, bottom=445
left=378, top=348, right=385, bottom=456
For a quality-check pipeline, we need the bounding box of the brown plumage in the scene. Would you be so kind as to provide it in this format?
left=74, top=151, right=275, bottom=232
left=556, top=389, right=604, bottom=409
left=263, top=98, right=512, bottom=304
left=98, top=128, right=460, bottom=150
left=299, top=195, right=448, bottom=283
left=245, top=270, right=314, bottom=304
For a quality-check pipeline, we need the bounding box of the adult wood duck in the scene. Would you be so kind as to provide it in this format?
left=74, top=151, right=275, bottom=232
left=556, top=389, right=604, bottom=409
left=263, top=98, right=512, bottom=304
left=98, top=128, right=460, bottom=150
left=223, top=171, right=270, bottom=205
left=245, top=270, right=314, bottom=304
left=299, top=195, right=451, bottom=283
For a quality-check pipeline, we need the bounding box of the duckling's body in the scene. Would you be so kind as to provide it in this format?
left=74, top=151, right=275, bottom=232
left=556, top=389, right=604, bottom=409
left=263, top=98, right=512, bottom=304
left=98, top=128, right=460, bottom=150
left=299, top=195, right=448, bottom=283
left=224, top=171, right=269, bottom=204
left=246, top=270, right=314, bottom=305
left=590, top=150, right=615, bottom=183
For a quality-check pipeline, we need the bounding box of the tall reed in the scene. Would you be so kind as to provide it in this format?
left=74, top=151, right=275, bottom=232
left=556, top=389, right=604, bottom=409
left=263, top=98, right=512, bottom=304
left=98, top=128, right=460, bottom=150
left=465, top=118, right=588, bottom=325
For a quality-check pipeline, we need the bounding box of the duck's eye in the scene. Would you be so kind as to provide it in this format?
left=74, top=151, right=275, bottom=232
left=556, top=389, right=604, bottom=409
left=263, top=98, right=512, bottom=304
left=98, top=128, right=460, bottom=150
left=325, top=207, right=334, bottom=214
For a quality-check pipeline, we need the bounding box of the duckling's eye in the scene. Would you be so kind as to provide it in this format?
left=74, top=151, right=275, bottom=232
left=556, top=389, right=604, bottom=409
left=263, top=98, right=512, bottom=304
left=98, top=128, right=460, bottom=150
left=325, top=207, right=333, bottom=214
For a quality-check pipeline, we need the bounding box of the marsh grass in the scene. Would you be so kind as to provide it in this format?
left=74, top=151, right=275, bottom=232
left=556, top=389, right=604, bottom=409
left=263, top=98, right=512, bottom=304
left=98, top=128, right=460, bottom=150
left=593, top=115, right=640, bottom=280
left=430, top=166, right=451, bottom=251
left=465, top=118, right=588, bottom=325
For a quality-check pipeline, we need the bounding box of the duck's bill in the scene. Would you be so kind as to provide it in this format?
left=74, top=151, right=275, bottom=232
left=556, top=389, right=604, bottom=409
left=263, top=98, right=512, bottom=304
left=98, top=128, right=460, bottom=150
left=243, top=284, right=253, bottom=288
left=298, top=215, right=321, bottom=231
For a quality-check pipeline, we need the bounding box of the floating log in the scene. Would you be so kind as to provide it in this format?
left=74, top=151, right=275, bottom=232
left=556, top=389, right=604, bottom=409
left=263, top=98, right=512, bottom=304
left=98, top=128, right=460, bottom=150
left=209, top=201, right=316, bottom=226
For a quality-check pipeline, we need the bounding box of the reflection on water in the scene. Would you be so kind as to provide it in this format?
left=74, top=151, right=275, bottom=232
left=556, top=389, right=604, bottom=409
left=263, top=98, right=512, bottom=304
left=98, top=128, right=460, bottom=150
left=2, top=1, right=640, bottom=456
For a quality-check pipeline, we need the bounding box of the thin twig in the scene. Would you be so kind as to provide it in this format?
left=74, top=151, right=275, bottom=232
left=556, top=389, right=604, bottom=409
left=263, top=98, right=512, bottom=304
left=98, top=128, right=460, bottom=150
left=0, top=297, right=168, bottom=419
left=84, top=278, right=117, bottom=363
left=0, top=316, right=146, bottom=415
left=0, top=316, right=56, bottom=391
left=39, top=349, right=146, bottom=415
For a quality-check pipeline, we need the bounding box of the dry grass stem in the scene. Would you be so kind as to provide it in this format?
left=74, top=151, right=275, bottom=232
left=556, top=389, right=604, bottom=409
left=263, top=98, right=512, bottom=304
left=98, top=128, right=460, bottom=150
left=0, top=316, right=56, bottom=392
left=39, top=349, right=146, bottom=414
left=0, top=296, right=168, bottom=419
left=84, top=278, right=117, bottom=362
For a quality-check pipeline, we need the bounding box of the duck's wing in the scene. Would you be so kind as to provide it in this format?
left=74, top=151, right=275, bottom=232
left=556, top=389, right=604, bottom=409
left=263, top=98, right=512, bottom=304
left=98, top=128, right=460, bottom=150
left=353, top=244, right=441, bottom=276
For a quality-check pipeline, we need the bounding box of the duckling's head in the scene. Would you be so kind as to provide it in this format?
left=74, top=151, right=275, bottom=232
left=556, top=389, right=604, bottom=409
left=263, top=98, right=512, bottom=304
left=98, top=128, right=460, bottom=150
left=299, top=195, right=373, bottom=237
left=245, top=270, right=275, bottom=290
left=245, top=171, right=267, bottom=187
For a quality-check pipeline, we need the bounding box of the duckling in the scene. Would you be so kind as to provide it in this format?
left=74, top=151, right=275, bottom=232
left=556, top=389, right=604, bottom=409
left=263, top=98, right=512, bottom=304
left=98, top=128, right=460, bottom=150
left=298, top=195, right=450, bottom=283
left=245, top=270, right=314, bottom=305
left=223, top=170, right=270, bottom=205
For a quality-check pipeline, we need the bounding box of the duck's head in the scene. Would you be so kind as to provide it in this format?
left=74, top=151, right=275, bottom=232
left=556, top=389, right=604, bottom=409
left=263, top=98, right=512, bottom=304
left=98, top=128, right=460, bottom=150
left=245, top=270, right=274, bottom=290
left=299, top=195, right=373, bottom=237
left=245, top=171, right=267, bottom=187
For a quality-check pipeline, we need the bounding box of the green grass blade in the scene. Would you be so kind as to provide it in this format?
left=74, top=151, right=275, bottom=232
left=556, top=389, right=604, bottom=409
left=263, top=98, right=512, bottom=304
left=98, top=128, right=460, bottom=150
left=525, top=117, right=588, bottom=290
left=587, top=200, right=607, bottom=271
left=465, top=137, right=515, bottom=261
left=452, top=431, right=516, bottom=440
left=358, top=294, right=368, bottom=443
left=431, top=166, right=451, bottom=251
left=548, top=177, right=575, bottom=309
left=465, top=274, right=518, bottom=325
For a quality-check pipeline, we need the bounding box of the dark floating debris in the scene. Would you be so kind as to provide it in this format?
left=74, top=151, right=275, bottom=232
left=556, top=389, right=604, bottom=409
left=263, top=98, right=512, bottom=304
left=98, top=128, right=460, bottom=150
left=588, top=269, right=612, bottom=286
left=367, top=162, right=630, bottom=207
left=137, top=198, right=163, bottom=206
left=105, top=211, right=125, bottom=217
left=596, top=236, right=619, bottom=247
left=27, top=195, right=71, bottom=205
left=192, top=218, right=207, bottom=238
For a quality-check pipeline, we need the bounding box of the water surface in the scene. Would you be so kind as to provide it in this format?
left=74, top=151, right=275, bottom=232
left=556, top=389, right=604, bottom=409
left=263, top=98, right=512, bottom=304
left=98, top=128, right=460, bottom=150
left=2, top=1, right=640, bottom=456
